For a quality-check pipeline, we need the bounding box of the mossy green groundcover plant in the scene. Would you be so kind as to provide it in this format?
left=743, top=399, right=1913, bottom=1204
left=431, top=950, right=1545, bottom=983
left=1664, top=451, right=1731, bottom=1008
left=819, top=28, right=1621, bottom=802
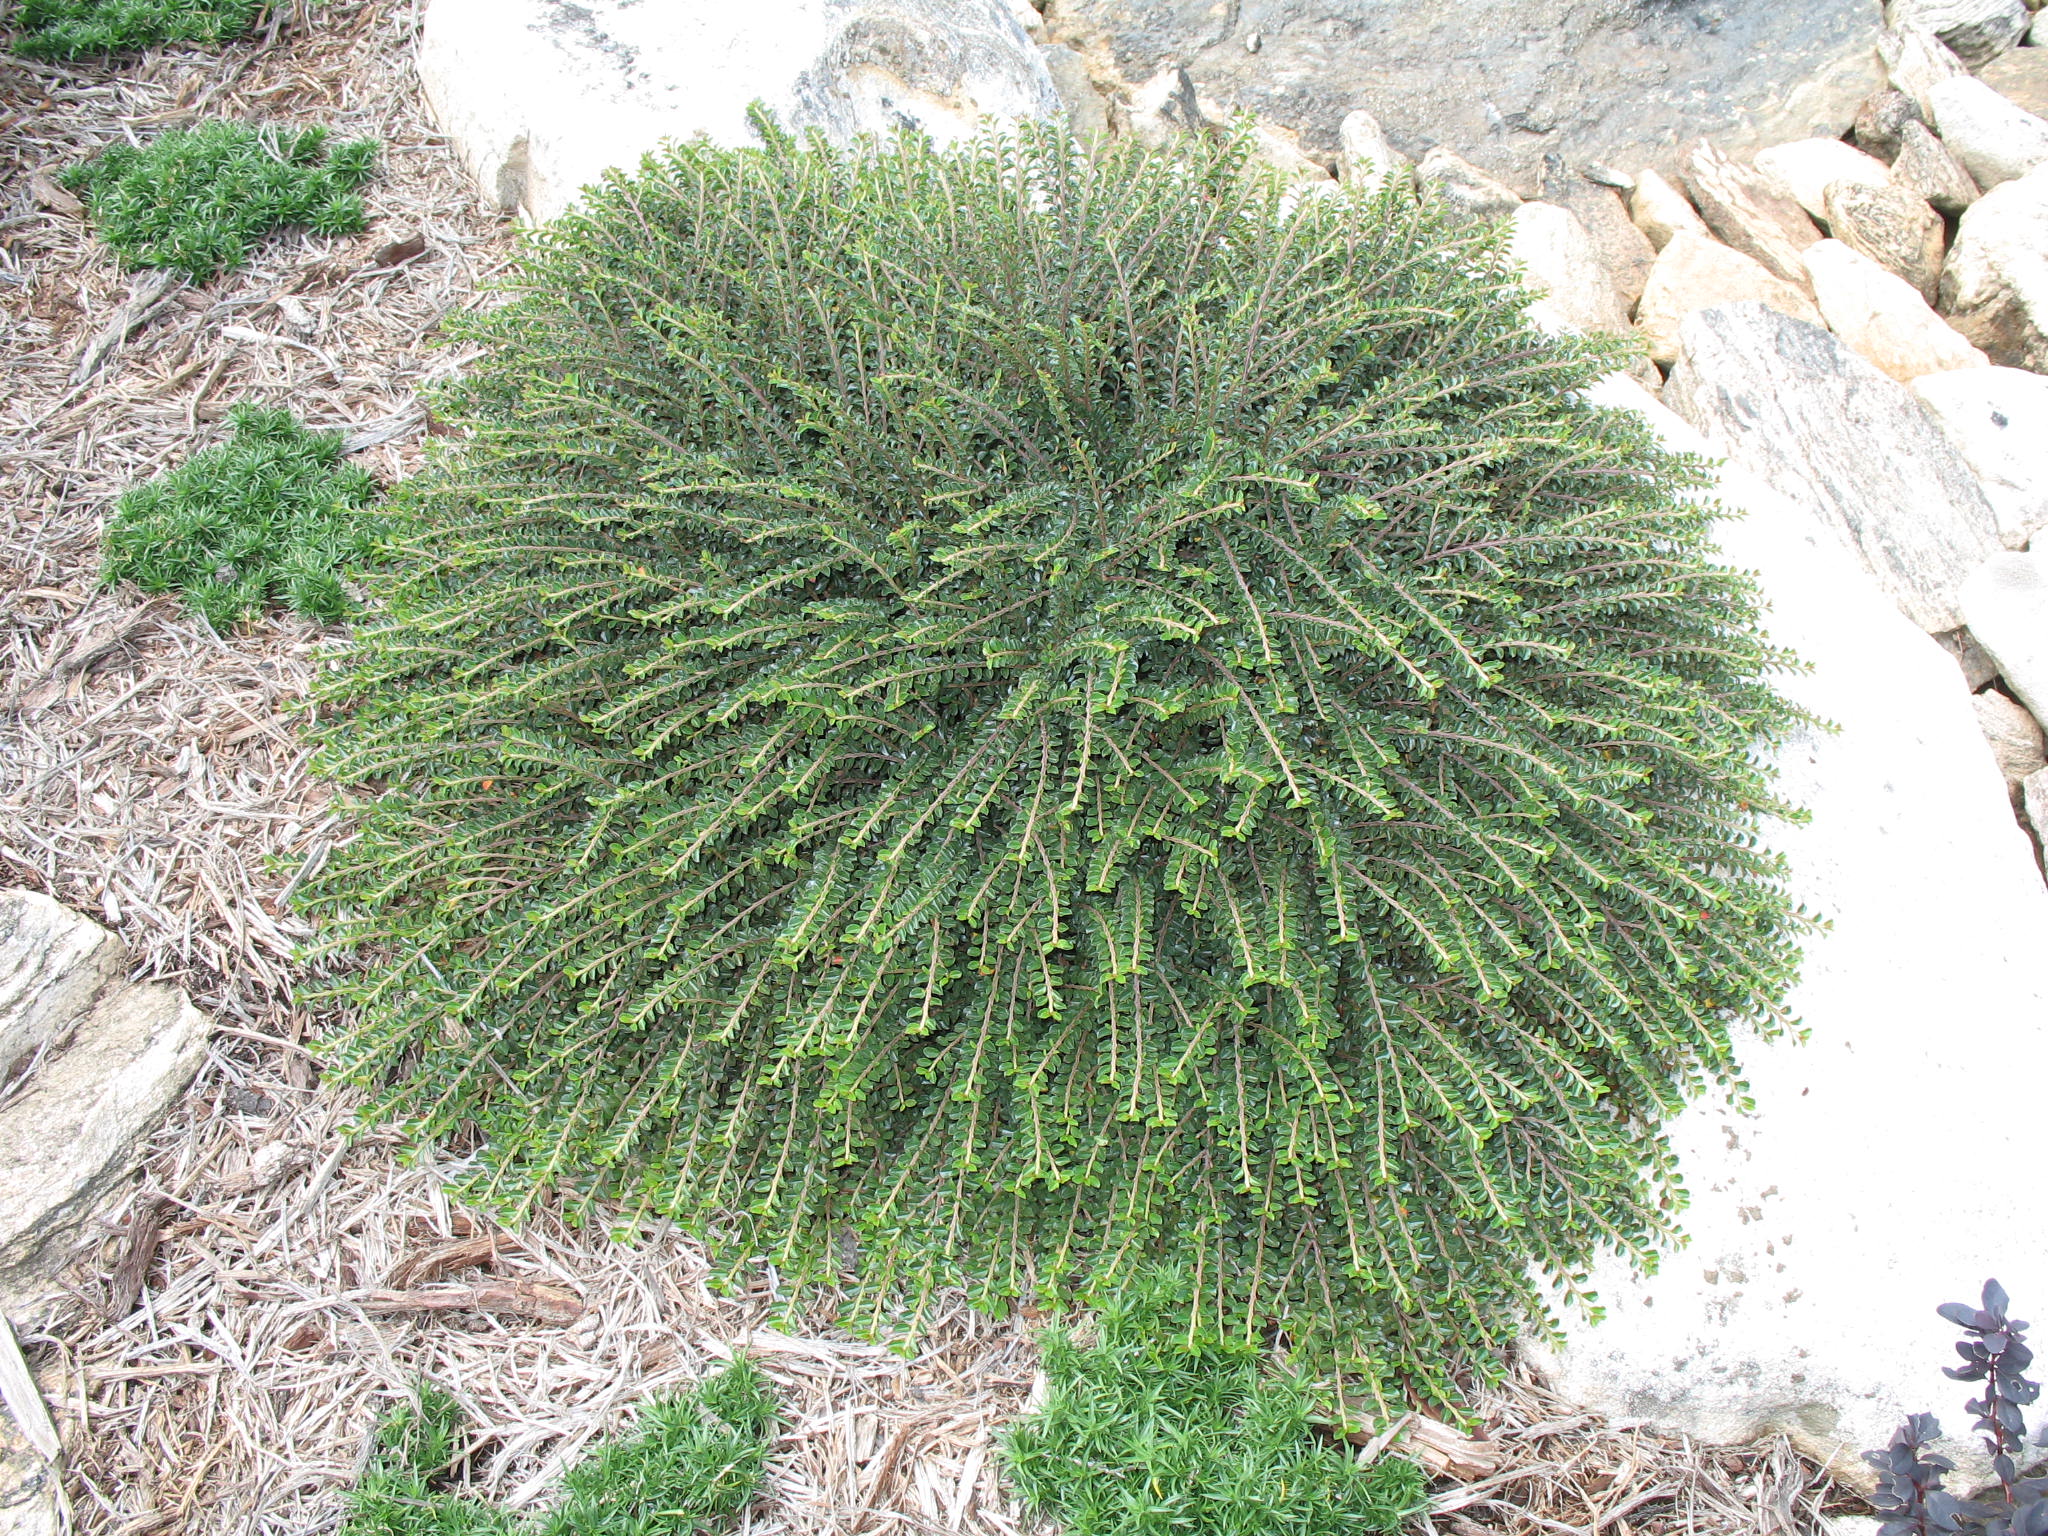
left=103, top=404, right=379, bottom=627
left=344, top=1360, right=776, bottom=1536
left=9, top=0, right=262, bottom=61
left=62, top=119, right=375, bottom=281
left=303, top=119, right=1802, bottom=1400
left=1005, top=1270, right=1427, bottom=1535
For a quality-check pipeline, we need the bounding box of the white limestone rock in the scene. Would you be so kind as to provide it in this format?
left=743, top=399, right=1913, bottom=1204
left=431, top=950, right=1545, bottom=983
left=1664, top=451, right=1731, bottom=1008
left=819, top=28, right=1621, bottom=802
left=1664, top=302, right=2002, bottom=633
left=1508, top=202, right=1631, bottom=337
left=1802, top=238, right=1988, bottom=381
left=1629, top=167, right=1711, bottom=251
left=1337, top=107, right=1411, bottom=196
left=1753, top=136, right=1891, bottom=220
left=1417, top=146, right=1523, bottom=224
left=1928, top=75, right=2048, bottom=189
left=1530, top=374, right=2048, bottom=1491
left=1635, top=234, right=1825, bottom=368
left=1941, top=164, right=2048, bottom=371
left=1912, top=366, right=2048, bottom=548
left=416, top=0, right=1063, bottom=222
left=0, top=891, right=208, bottom=1326
left=1038, top=43, right=1110, bottom=144
left=1963, top=549, right=2048, bottom=722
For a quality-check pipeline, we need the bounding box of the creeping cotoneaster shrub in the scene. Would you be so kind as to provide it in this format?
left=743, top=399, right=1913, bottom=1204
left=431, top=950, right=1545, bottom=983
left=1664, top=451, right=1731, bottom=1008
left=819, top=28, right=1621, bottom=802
left=1004, top=1268, right=1428, bottom=1535
left=344, top=1362, right=777, bottom=1536
left=103, top=403, right=379, bottom=627
left=62, top=119, right=376, bottom=280
left=304, top=118, right=1801, bottom=1399
left=9, top=0, right=263, bottom=60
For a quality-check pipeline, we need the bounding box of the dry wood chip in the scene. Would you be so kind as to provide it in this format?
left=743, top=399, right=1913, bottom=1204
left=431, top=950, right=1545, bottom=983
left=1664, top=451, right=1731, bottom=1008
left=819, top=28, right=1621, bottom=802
left=104, top=1194, right=172, bottom=1320
left=383, top=1230, right=512, bottom=1290
left=356, top=1279, right=585, bottom=1327
left=31, top=169, right=84, bottom=217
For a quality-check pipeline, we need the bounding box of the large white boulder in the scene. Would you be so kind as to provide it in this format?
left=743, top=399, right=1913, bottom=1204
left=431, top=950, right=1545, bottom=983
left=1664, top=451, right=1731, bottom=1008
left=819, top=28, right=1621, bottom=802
left=1964, top=550, right=2048, bottom=723
left=416, top=0, right=1062, bottom=222
left=1, top=891, right=208, bottom=1326
left=1664, top=302, right=2002, bottom=633
left=1912, top=367, right=2048, bottom=548
left=1530, top=375, right=2048, bottom=1491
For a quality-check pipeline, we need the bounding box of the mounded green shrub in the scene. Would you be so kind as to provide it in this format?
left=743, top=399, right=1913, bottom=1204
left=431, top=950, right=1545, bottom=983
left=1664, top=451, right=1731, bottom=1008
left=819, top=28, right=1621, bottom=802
left=1005, top=1268, right=1428, bottom=1535
left=62, top=119, right=376, bottom=280
left=10, top=0, right=263, bottom=61
left=304, top=118, right=1801, bottom=1399
left=102, top=403, right=379, bottom=628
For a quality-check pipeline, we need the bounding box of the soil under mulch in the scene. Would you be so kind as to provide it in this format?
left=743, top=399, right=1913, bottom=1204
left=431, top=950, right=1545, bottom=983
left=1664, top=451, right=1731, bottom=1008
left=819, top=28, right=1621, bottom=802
left=0, top=4, right=1870, bottom=1531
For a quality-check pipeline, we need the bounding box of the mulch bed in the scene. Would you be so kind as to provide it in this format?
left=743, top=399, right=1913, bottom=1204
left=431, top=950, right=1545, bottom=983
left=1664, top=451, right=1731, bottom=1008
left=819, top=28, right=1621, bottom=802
left=0, top=4, right=1871, bottom=1530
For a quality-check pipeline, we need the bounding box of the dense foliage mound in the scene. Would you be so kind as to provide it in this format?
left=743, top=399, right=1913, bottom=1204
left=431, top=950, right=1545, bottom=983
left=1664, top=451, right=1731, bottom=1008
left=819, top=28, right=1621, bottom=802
left=9, top=0, right=262, bottom=60
left=345, top=1361, right=776, bottom=1536
left=306, top=119, right=1801, bottom=1396
left=1005, top=1268, right=1427, bottom=1535
left=63, top=119, right=375, bottom=280
left=103, top=404, right=379, bottom=627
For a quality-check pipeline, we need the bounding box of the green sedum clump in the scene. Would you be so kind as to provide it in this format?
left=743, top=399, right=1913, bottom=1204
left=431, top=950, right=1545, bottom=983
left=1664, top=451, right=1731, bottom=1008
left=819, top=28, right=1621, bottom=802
left=62, top=119, right=376, bottom=280
left=1005, top=1269, right=1428, bottom=1535
left=343, top=1361, right=777, bottom=1536
left=9, top=0, right=263, bottom=61
left=103, top=404, right=379, bottom=628
left=304, top=118, right=1801, bottom=1399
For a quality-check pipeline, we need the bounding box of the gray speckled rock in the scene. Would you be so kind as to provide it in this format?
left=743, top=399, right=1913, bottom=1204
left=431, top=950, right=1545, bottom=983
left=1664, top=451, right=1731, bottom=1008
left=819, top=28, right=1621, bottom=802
left=1540, top=160, right=1654, bottom=311
left=1889, top=119, right=1980, bottom=215
left=1821, top=178, right=1945, bottom=300
left=1042, top=0, right=1882, bottom=189
left=1888, top=0, right=2028, bottom=67
left=417, top=0, right=1062, bottom=221
left=0, top=891, right=208, bottom=1327
left=1416, top=146, right=1522, bottom=223
left=1682, top=139, right=1822, bottom=286
left=1663, top=302, right=2001, bottom=633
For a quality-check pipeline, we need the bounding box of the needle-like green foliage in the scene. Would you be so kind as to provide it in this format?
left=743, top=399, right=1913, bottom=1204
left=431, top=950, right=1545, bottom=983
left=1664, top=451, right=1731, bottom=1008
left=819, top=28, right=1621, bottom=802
left=9, top=0, right=263, bottom=60
left=303, top=117, right=1803, bottom=1400
left=1004, top=1269, right=1428, bottom=1535
left=342, top=1360, right=777, bottom=1536
left=61, top=119, right=377, bottom=280
left=102, top=403, right=380, bottom=628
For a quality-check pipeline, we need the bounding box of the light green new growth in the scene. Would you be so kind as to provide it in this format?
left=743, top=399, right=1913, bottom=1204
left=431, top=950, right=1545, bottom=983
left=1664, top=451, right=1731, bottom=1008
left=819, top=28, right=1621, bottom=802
left=102, top=404, right=379, bottom=628
left=1005, top=1269, right=1429, bottom=1535
left=10, top=0, right=264, bottom=61
left=61, top=118, right=377, bottom=280
left=343, top=1360, right=777, bottom=1536
left=304, top=117, right=1803, bottom=1401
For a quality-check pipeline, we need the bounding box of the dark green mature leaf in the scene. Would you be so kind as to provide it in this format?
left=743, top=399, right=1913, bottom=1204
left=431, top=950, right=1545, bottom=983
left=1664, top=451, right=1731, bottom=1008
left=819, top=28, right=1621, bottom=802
left=304, top=118, right=1804, bottom=1401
